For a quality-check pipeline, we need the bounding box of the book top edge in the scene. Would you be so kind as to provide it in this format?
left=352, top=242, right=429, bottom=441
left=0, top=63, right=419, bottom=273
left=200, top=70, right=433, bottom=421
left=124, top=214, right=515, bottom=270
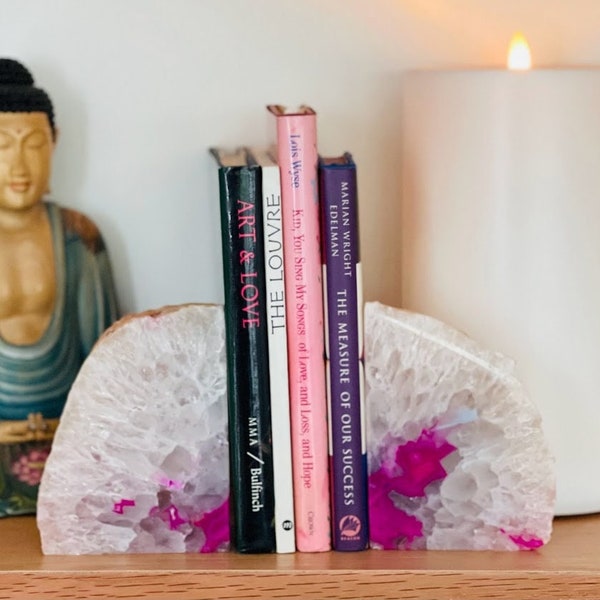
left=319, top=152, right=355, bottom=168
left=247, top=146, right=278, bottom=167
left=267, top=104, right=316, bottom=116
left=210, top=147, right=248, bottom=167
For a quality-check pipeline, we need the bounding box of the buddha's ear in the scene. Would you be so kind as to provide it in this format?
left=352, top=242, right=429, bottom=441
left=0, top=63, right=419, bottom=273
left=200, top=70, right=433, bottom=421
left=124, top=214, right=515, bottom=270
left=52, top=126, right=60, bottom=146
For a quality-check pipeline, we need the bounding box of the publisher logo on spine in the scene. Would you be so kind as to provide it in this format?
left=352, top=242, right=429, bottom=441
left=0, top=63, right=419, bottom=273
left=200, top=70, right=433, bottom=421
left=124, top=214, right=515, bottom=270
left=282, top=520, right=294, bottom=531
left=339, top=515, right=361, bottom=540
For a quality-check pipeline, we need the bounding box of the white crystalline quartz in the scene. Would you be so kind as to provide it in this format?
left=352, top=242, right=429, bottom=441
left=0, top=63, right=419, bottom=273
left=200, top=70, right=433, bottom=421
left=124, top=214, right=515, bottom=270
left=365, top=302, right=555, bottom=551
left=37, top=304, right=229, bottom=555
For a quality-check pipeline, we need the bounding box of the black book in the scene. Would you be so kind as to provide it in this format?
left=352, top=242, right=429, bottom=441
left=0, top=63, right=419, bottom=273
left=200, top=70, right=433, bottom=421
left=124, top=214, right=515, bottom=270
left=210, top=147, right=275, bottom=553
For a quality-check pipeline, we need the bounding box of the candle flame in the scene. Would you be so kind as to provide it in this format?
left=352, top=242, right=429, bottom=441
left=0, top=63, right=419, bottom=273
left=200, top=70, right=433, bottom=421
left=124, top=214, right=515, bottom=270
left=507, top=32, right=532, bottom=70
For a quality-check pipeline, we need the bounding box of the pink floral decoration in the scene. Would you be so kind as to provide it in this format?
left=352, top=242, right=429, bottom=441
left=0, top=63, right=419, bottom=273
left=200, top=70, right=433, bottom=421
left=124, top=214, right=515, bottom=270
left=10, top=447, right=50, bottom=486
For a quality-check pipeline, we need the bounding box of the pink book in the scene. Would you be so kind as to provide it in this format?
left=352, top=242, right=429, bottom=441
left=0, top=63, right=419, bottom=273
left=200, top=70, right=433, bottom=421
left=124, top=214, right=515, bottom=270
left=267, top=105, right=331, bottom=552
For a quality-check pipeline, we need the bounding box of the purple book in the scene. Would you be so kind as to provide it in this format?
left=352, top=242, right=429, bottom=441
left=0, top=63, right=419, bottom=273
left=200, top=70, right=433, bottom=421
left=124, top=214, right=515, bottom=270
left=319, top=153, right=368, bottom=551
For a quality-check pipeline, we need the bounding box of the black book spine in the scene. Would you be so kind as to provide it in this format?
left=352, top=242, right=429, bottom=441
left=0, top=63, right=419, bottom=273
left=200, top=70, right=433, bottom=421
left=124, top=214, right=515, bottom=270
left=217, top=164, right=276, bottom=553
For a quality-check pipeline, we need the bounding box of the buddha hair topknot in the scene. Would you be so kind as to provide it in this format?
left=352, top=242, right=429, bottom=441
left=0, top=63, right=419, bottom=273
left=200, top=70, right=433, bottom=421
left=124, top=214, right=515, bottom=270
left=0, top=58, right=55, bottom=136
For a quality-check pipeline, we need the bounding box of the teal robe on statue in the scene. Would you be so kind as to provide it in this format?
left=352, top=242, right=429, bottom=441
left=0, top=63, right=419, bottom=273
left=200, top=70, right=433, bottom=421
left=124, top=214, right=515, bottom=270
left=0, top=201, right=118, bottom=420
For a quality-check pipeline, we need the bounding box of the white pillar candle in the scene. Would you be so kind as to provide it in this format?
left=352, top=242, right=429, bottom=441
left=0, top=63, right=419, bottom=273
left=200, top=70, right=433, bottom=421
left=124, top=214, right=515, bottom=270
left=401, top=69, right=600, bottom=516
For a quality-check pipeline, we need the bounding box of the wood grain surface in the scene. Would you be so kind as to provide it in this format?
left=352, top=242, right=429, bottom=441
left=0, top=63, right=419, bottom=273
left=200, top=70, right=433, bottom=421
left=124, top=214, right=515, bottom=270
left=0, top=514, right=599, bottom=599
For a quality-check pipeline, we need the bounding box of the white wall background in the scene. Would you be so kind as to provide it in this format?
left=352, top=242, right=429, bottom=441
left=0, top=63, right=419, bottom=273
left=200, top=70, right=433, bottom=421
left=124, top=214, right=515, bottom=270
left=1, top=0, right=600, bottom=315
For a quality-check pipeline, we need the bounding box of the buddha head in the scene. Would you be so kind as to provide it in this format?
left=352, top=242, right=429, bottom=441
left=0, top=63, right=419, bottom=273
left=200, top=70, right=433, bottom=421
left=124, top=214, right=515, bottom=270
left=0, top=59, right=55, bottom=213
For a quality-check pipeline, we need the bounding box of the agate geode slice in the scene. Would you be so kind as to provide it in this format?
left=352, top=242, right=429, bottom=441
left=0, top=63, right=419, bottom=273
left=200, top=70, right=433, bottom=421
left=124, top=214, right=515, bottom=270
left=37, top=304, right=229, bottom=555
left=365, top=302, right=555, bottom=550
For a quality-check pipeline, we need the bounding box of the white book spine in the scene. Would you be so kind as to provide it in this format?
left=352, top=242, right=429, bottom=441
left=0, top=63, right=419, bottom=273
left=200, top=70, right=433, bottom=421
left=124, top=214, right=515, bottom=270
left=261, top=162, right=296, bottom=553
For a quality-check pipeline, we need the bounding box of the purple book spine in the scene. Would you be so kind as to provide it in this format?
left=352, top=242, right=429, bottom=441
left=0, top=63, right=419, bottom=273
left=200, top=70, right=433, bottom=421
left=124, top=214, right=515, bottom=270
left=319, top=153, right=368, bottom=551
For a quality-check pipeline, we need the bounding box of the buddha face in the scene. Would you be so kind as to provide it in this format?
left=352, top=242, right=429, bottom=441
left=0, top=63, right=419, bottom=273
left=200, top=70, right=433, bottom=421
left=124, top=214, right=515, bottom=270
left=0, top=112, right=54, bottom=212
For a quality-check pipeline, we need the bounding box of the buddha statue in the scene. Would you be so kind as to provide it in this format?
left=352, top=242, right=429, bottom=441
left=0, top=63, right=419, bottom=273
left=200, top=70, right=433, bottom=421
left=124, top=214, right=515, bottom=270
left=0, top=58, right=118, bottom=516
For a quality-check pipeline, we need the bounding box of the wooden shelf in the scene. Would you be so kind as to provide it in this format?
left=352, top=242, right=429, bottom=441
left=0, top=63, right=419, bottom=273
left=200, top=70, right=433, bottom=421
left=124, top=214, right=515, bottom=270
left=1, top=515, right=599, bottom=599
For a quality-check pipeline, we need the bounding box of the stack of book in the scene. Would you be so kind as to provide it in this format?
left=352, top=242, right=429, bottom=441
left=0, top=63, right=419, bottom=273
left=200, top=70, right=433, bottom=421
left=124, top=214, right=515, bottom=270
left=211, top=105, right=367, bottom=554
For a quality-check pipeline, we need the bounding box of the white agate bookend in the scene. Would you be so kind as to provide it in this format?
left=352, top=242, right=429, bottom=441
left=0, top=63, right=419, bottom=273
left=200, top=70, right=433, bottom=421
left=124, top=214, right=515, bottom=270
left=365, top=302, right=555, bottom=551
left=37, top=304, right=229, bottom=555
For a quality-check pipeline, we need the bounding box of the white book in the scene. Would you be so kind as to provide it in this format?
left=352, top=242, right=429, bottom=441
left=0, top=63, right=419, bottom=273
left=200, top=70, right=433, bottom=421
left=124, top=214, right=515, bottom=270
left=248, top=147, right=296, bottom=553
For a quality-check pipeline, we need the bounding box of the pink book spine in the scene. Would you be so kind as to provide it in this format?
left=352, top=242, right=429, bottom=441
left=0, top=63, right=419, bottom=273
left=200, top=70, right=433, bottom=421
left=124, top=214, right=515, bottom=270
left=268, top=105, right=331, bottom=552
